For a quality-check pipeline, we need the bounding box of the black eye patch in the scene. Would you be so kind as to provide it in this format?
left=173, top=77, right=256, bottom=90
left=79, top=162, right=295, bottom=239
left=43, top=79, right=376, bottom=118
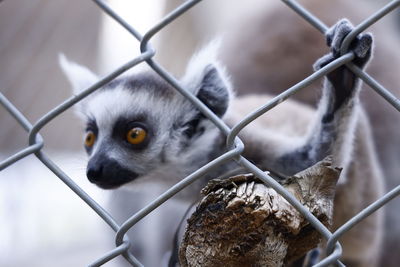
left=84, top=118, right=98, bottom=154
left=111, top=116, right=152, bottom=150
left=85, top=118, right=98, bottom=134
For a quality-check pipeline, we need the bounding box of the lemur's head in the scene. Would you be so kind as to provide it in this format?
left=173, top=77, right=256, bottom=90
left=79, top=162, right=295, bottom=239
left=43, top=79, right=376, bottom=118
left=60, top=44, right=232, bottom=189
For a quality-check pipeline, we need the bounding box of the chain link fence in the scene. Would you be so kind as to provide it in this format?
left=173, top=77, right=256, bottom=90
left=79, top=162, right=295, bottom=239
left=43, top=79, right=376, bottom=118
left=1, top=0, right=400, bottom=266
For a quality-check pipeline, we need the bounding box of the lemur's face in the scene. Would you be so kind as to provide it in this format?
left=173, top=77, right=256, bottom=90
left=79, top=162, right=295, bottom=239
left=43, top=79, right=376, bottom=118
left=81, top=74, right=177, bottom=189
left=60, top=46, right=231, bottom=189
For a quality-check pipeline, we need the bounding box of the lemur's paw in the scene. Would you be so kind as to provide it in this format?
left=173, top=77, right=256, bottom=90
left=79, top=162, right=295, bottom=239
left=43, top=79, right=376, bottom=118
left=314, top=19, right=373, bottom=70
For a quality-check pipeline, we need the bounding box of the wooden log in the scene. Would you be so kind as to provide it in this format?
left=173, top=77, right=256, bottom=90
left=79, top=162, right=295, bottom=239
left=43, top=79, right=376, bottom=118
left=179, top=157, right=341, bottom=267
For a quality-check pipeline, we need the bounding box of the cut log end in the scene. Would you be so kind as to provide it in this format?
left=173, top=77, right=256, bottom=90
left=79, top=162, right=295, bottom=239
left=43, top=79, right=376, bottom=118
left=179, top=157, right=341, bottom=267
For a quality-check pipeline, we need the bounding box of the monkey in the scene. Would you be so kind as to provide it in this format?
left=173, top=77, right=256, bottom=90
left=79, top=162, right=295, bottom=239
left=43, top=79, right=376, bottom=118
left=60, top=19, right=383, bottom=266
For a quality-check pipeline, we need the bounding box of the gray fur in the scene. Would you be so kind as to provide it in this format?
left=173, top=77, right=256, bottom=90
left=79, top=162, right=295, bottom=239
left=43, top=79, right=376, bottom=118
left=60, top=20, right=382, bottom=266
left=276, top=20, right=372, bottom=178
left=156, top=0, right=397, bottom=265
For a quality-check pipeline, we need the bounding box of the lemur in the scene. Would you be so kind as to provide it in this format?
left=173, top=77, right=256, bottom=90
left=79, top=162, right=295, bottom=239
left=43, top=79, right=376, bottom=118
left=61, top=20, right=383, bottom=266
left=158, top=0, right=400, bottom=266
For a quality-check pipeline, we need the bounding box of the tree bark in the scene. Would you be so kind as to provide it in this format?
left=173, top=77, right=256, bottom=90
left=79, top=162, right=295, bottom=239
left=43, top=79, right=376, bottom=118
left=179, top=157, right=341, bottom=267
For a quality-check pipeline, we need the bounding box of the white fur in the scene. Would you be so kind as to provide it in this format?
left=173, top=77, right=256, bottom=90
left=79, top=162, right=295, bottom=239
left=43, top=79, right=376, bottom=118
left=181, top=40, right=233, bottom=97
left=59, top=54, right=99, bottom=94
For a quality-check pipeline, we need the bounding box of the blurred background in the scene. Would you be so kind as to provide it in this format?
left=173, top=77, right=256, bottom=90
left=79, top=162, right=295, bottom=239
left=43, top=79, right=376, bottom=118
left=1, top=0, right=399, bottom=266
left=0, top=1, right=161, bottom=266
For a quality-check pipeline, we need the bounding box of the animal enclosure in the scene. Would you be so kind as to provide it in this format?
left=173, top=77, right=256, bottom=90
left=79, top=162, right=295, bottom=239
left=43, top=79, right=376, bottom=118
left=1, top=0, right=400, bottom=266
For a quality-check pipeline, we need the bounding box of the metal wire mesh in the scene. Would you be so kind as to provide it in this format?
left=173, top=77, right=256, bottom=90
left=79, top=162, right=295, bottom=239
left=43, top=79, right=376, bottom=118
left=1, top=0, right=400, bottom=266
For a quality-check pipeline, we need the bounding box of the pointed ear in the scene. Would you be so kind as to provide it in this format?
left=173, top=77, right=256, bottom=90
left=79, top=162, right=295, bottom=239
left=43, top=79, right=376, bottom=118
left=181, top=41, right=233, bottom=117
left=59, top=54, right=99, bottom=118
left=59, top=54, right=99, bottom=95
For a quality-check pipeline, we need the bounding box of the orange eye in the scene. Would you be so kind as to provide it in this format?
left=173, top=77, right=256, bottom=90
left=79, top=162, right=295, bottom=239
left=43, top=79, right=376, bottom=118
left=84, top=131, right=96, bottom=147
left=126, top=127, right=147, bottom=145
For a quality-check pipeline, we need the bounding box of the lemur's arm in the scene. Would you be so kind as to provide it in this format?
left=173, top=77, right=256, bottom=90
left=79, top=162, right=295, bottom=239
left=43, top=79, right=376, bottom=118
left=272, top=20, right=373, bottom=178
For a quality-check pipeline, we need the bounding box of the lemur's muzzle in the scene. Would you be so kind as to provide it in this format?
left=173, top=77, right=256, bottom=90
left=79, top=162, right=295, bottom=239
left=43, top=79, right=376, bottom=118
left=86, top=155, right=138, bottom=189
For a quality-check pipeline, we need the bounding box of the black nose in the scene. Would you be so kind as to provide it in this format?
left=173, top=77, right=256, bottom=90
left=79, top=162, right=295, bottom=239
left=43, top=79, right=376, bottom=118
left=86, top=161, right=104, bottom=183
left=86, top=155, right=139, bottom=189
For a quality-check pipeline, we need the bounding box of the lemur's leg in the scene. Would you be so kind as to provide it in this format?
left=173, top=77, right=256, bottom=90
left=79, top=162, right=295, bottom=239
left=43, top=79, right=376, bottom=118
left=274, top=19, right=373, bottom=178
